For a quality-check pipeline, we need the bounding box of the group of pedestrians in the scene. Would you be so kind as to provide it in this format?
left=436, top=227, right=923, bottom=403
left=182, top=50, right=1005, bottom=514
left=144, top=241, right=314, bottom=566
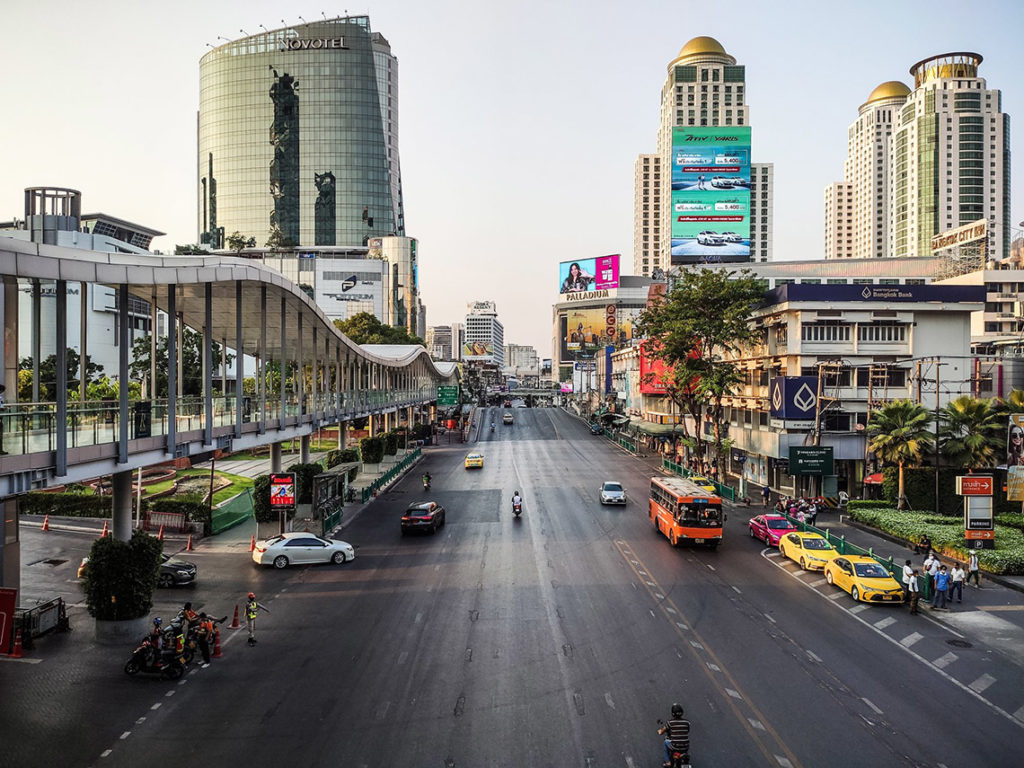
left=901, top=547, right=981, bottom=615
left=772, top=494, right=821, bottom=526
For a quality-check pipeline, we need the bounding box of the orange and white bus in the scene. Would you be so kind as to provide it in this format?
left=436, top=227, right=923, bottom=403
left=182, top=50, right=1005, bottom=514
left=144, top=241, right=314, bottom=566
left=649, top=476, right=726, bottom=549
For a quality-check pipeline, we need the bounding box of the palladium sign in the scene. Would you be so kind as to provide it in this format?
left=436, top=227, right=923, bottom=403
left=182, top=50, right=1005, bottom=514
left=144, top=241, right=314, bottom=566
left=285, top=37, right=347, bottom=50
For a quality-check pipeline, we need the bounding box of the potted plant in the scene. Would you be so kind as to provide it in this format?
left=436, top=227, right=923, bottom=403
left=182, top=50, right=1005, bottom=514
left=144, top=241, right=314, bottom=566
left=81, top=530, right=163, bottom=645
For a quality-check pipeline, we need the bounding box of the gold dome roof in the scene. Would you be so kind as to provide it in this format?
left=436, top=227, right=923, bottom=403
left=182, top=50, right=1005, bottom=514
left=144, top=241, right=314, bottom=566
left=865, top=80, right=911, bottom=105
left=669, top=36, right=736, bottom=69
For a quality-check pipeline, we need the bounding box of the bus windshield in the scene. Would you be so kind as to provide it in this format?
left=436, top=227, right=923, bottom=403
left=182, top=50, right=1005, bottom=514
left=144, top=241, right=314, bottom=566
left=678, top=502, right=722, bottom=525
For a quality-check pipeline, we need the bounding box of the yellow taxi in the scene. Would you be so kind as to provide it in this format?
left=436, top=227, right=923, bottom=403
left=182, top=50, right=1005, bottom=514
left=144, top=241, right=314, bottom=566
left=824, top=555, right=905, bottom=603
left=689, top=475, right=717, bottom=493
left=778, top=531, right=839, bottom=571
left=464, top=452, right=484, bottom=469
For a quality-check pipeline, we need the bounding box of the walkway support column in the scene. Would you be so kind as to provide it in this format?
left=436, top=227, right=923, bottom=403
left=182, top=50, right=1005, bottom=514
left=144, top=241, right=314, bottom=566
left=118, top=284, right=130, bottom=465
left=203, top=283, right=213, bottom=446
left=111, top=469, right=134, bottom=541
left=259, top=285, right=267, bottom=434
left=235, top=281, right=244, bottom=439
left=55, top=280, right=67, bottom=476
left=271, top=442, right=282, bottom=473
left=300, top=434, right=310, bottom=465
left=166, top=285, right=177, bottom=457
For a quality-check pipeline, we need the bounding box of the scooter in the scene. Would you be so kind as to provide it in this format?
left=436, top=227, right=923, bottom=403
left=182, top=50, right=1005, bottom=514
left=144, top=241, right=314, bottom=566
left=423, top=477, right=431, bottom=491
left=490, top=423, right=495, bottom=433
left=657, top=720, right=692, bottom=768
left=512, top=500, right=522, bottom=518
left=124, top=637, right=186, bottom=680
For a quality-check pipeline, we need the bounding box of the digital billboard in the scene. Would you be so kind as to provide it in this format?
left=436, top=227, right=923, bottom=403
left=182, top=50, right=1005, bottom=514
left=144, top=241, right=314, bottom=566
left=558, top=255, right=620, bottom=294
left=670, top=126, right=751, bottom=263
left=639, top=341, right=671, bottom=395
left=462, top=341, right=494, bottom=359
left=559, top=305, right=638, bottom=361
left=269, top=473, right=296, bottom=508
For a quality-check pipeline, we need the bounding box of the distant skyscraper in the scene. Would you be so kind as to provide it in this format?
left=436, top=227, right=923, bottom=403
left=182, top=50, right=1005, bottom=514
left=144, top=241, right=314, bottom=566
left=824, top=81, right=910, bottom=259
left=427, top=325, right=454, bottom=360
left=197, top=16, right=403, bottom=249
left=464, top=302, right=504, bottom=366
left=892, top=52, right=1009, bottom=260
left=635, top=36, right=771, bottom=272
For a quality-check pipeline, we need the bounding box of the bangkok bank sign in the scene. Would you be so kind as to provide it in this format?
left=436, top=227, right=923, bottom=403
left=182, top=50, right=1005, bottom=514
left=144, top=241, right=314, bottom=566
left=285, top=37, right=348, bottom=50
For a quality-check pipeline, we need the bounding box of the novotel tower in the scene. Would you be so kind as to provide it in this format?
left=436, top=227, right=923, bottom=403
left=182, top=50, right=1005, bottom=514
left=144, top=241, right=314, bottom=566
left=197, top=16, right=404, bottom=250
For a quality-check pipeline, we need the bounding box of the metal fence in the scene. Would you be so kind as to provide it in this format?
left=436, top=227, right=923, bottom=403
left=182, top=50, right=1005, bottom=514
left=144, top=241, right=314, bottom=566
left=361, top=448, right=422, bottom=503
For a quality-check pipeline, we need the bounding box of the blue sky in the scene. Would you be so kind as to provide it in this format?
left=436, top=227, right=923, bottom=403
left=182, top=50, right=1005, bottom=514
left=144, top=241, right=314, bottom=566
left=2, top=0, right=1022, bottom=355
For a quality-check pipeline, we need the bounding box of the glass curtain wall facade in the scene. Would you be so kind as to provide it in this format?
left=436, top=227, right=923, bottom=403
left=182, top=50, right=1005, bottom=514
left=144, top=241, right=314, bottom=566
left=198, top=16, right=403, bottom=249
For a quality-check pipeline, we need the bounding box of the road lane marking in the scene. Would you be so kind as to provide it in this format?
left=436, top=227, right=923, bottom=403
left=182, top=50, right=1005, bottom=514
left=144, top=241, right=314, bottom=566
left=732, top=586, right=742, bottom=594
left=765, top=551, right=780, bottom=557
left=932, top=652, right=957, bottom=669
left=764, top=613, right=776, bottom=623
left=706, top=564, right=716, bottom=571
left=605, top=692, right=615, bottom=709
left=900, top=632, right=923, bottom=648
left=1014, top=705, right=1024, bottom=723
left=862, top=697, right=883, bottom=715
left=100, top=750, right=112, bottom=758
left=707, top=663, right=721, bottom=672
left=873, top=617, right=896, bottom=630
left=119, top=731, right=131, bottom=740
left=776, top=757, right=794, bottom=767
left=675, top=622, right=689, bottom=630
left=810, top=579, right=827, bottom=587
left=806, top=650, right=822, bottom=663
left=969, top=673, right=996, bottom=693
left=726, top=688, right=742, bottom=699
left=150, top=702, right=161, bottom=710
left=748, top=718, right=765, bottom=730
left=849, top=605, right=868, bottom=614
left=827, top=592, right=845, bottom=600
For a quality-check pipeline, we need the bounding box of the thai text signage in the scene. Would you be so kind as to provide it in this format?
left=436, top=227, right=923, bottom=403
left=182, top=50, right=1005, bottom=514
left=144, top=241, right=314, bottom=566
left=269, top=473, right=296, bottom=508
left=956, top=476, right=993, bottom=496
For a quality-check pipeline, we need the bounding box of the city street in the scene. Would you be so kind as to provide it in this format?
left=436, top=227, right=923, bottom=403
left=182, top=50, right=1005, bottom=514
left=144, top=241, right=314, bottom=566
left=3, top=407, right=1024, bottom=767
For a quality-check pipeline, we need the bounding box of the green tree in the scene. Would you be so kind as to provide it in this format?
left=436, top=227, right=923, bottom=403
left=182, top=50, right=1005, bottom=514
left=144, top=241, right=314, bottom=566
left=129, top=331, right=229, bottom=397
left=333, top=312, right=425, bottom=347
left=81, top=530, right=163, bottom=621
left=867, top=399, right=934, bottom=509
left=18, top=349, right=104, bottom=401
left=174, top=244, right=208, bottom=255
left=634, top=268, right=764, bottom=470
left=226, top=231, right=255, bottom=253
left=939, top=395, right=1003, bottom=470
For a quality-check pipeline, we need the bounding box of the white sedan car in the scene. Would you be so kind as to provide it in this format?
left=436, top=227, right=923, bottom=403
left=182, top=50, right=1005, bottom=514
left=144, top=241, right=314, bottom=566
left=252, top=532, right=355, bottom=569
left=600, top=481, right=627, bottom=505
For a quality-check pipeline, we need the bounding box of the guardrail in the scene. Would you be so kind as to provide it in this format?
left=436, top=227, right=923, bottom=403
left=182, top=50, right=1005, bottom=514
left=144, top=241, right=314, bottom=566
left=361, top=448, right=422, bottom=503
left=661, top=459, right=736, bottom=502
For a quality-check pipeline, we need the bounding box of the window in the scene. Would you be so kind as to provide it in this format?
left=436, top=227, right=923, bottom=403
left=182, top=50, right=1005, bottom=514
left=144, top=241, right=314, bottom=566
left=801, top=322, right=851, bottom=342
left=858, top=323, right=907, bottom=342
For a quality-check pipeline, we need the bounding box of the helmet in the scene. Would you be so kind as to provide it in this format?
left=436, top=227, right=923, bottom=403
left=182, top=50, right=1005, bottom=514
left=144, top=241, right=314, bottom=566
left=183, top=602, right=192, bottom=610
left=671, top=703, right=684, bottom=718
left=248, top=592, right=255, bottom=599
left=152, top=617, right=162, bottom=627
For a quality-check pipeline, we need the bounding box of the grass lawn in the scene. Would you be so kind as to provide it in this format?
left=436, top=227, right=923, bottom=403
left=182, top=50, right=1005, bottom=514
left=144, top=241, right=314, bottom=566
left=143, top=468, right=254, bottom=506
left=222, top=440, right=337, bottom=461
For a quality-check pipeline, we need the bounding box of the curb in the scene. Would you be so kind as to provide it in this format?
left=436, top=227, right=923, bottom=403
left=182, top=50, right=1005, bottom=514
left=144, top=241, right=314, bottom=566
left=841, top=516, right=1024, bottom=596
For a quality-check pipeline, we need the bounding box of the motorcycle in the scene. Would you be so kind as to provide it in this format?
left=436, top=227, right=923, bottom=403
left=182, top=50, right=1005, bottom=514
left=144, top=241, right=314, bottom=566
left=657, top=720, right=692, bottom=768
left=423, top=477, right=431, bottom=491
left=490, top=423, right=495, bottom=433
left=512, top=500, right=522, bottom=518
left=124, top=637, right=186, bottom=680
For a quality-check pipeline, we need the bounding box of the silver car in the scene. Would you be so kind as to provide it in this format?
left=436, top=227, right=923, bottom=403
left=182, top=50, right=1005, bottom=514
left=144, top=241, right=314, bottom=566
left=600, top=481, right=627, bottom=505
left=252, top=532, right=356, bottom=569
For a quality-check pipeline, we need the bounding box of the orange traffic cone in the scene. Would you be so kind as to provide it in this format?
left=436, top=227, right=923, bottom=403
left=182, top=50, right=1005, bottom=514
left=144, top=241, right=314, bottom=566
left=157, top=525, right=164, bottom=542
left=249, top=535, right=256, bottom=552
left=230, top=604, right=240, bottom=629
left=213, top=627, right=223, bottom=658
left=11, top=628, right=24, bottom=658
left=41, top=515, right=50, bottom=532
left=100, top=520, right=109, bottom=538
left=186, top=534, right=194, bottom=551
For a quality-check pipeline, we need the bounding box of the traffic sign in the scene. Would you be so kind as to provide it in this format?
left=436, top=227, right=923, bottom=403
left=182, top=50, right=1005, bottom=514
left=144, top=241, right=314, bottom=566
left=788, top=446, right=833, bottom=476
left=437, top=385, right=459, bottom=406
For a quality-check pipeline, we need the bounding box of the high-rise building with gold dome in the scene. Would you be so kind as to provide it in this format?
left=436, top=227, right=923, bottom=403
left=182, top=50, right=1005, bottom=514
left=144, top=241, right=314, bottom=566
left=826, top=52, right=1009, bottom=261
left=633, top=36, right=773, bottom=276
left=824, top=81, right=911, bottom=259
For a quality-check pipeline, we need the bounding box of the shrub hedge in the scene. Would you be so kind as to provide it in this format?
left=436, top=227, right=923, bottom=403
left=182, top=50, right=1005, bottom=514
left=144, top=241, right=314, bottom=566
left=150, top=498, right=211, bottom=529
left=383, top=432, right=398, bottom=456
left=286, top=462, right=322, bottom=505
left=19, top=491, right=111, bottom=517
left=81, top=530, right=162, bottom=620
left=360, top=436, right=384, bottom=464
left=847, top=506, right=1024, bottom=575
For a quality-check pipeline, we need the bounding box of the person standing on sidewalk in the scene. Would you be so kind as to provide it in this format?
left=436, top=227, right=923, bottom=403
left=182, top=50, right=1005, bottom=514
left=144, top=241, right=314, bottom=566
left=246, top=591, right=270, bottom=646
left=924, top=554, right=939, bottom=597
left=907, top=569, right=920, bottom=614
left=901, top=559, right=914, bottom=596
left=762, top=485, right=771, bottom=507
left=931, top=565, right=950, bottom=610
left=967, top=551, right=981, bottom=588
left=949, top=563, right=965, bottom=603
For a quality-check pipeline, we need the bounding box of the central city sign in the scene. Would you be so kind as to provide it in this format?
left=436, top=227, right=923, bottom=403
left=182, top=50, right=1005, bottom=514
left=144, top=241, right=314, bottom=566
left=788, top=446, right=834, bottom=476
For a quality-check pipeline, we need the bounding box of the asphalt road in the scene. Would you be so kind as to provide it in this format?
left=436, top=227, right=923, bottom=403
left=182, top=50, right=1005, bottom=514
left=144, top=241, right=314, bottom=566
left=4, top=406, right=1024, bottom=767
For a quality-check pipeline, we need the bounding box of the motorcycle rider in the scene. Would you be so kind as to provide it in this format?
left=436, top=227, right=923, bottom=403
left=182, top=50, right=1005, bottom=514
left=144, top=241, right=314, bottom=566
left=180, top=601, right=199, bottom=633
left=197, top=612, right=215, bottom=665
left=422, top=472, right=432, bottom=489
left=490, top=421, right=495, bottom=432
left=511, top=490, right=523, bottom=514
left=658, top=703, right=691, bottom=767
left=147, top=617, right=164, bottom=667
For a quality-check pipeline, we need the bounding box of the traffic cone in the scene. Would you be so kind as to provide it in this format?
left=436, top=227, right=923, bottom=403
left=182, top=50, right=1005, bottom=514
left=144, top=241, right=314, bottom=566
left=100, top=520, right=109, bottom=538
left=157, top=524, right=165, bottom=542
left=249, top=535, right=256, bottom=552
left=186, top=534, right=194, bottom=551
left=213, top=627, right=223, bottom=658
left=11, top=628, right=24, bottom=658
left=41, top=515, right=50, bottom=532
left=230, top=604, right=240, bottom=629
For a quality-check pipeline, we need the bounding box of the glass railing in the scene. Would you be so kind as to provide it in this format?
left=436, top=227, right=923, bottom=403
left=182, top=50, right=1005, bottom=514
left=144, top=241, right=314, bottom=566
left=0, top=388, right=438, bottom=458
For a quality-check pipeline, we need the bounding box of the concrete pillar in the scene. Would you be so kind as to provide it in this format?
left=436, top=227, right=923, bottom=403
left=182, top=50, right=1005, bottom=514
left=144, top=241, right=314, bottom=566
left=339, top=422, right=347, bottom=449
left=118, top=284, right=130, bottom=465
left=111, top=470, right=134, bottom=542
left=166, top=286, right=177, bottom=456
left=300, top=434, right=310, bottom=465
left=0, top=498, right=20, bottom=591
left=271, top=442, right=282, bottom=473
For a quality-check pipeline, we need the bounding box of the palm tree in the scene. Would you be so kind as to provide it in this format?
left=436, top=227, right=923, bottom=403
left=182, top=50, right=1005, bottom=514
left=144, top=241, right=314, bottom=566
left=939, top=395, right=1003, bottom=470
left=867, top=399, right=934, bottom=509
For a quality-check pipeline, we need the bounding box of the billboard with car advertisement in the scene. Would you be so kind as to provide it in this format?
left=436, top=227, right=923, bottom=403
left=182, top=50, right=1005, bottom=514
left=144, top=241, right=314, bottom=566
left=558, top=255, right=620, bottom=294
left=670, top=126, right=751, bottom=263
left=559, top=305, right=638, bottom=361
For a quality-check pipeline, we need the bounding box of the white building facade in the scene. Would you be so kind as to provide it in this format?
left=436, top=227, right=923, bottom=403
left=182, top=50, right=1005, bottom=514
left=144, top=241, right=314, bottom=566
left=465, top=301, right=504, bottom=367
left=633, top=154, right=662, bottom=277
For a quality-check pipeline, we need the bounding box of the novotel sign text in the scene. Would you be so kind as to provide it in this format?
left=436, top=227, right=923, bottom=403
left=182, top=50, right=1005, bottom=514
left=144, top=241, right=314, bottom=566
left=285, top=37, right=347, bottom=50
